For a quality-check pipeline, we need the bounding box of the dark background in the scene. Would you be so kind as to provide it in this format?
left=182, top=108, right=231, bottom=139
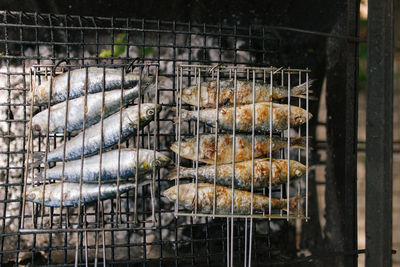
left=0, top=0, right=343, bottom=31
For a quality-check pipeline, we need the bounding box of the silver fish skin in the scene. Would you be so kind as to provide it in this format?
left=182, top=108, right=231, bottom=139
left=162, top=183, right=302, bottom=215
left=167, top=158, right=306, bottom=189
left=35, top=149, right=171, bottom=182
left=182, top=80, right=314, bottom=108
left=35, top=103, right=161, bottom=163
left=26, top=182, right=136, bottom=207
left=179, top=102, right=312, bottom=133
left=31, top=67, right=154, bottom=105
left=170, top=134, right=307, bottom=164
left=32, top=87, right=141, bottom=134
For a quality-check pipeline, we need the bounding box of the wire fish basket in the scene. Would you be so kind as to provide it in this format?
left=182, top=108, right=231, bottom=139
left=21, top=62, right=162, bottom=234
left=171, top=64, right=311, bottom=220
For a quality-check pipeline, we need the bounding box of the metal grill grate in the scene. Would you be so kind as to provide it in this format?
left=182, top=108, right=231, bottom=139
left=0, top=10, right=315, bottom=266
left=173, top=64, right=310, bottom=220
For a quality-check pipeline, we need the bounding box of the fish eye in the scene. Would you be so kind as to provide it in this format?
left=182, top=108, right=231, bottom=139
left=154, top=160, right=161, bottom=167
left=183, top=147, right=191, bottom=155
left=28, top=192, right=37, bottom=200
left=295, top=116, right=305, bottom=123
left=33, top=124, right=41, bottom=132
left=147, top=109, right=155, bottom=116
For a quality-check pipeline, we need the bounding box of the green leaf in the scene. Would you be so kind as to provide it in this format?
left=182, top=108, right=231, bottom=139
left=99, top=33, right=127, bottom=58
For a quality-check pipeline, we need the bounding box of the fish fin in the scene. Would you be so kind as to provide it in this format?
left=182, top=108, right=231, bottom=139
left=290, top=137, right=313, bottom=149
left=33, top=171, right=44, bottom=180
left=283, top=196, right=304, bottom=216
left=297, top=94, right=319, bottom=101
left=138, top=180, right=151, bottom=187
left=222, top=98, right=230, bottom=106
left=31, top=152, right=45, bottom=166
left=166, top=166, right=190, bottom=180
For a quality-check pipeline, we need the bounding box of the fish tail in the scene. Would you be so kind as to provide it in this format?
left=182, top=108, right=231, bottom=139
left=173, top=109, right=191, bottom=124
left=289, top=137, right=313, bottom=149
left=289, top=137, right=306, bottom=149
left=290, top=79, right=315, bottom=96
left=31, top=152, right=46, bottom=166
left=166, top=166, right=191, bottom=180
left=284, top=195, right=304, bottom=215
left=166, top=167, right=179, bottom=180
left=171, top=107, right=179, bottom=124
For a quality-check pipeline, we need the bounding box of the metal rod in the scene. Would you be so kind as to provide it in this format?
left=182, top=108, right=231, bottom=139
left=21, top=68, right=36, bottom=228
left=230, top=68, right=238, bottom=267
left=115, top=67, right=125, bottom=225
left=213, top=68, right=220, bottom=217
left=305, top=72, right=309, bottom=220
left=59, top=67, right=72, bottom=228
left=151, top=65, right=159, bottom=225
left=244, top=218, right=248, bottom=267
left=268, top=70, right=273, bottom=217
left=366, top=0, right=393, bottom=265
left=134, top=66, right=143, bottom=224
left=175, top=66, right=183, bottom=215
left=74, top=66, right=90, bottom=267
left=194, top=67, right=201, bottom=215
left=175, top=212, right=309, bottom=219
left=94, top=66, right=107, bottom=266
left=287, top=69, right=291, bottom=220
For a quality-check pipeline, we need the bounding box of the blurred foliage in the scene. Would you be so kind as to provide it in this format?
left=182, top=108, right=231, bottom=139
left=99, top=33, right=127, bottom=58
left=138, top=47, right=155, bottom=57
left=99, top=33, right=155, bottom=58
left=0, top=51, right=4, bottom=56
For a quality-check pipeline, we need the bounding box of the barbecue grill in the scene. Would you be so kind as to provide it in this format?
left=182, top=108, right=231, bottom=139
left=0, top=2, right=396, bottom=266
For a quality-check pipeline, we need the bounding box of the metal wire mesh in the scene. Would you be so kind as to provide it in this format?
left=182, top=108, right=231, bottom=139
left=173, top=64, right=310, bottom=220
left=0, top=10, right=315, bottom=266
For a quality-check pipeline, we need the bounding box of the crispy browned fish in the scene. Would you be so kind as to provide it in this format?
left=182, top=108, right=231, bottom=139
left=182, top=79, right=314, bottom=108
left=178, top=102, right=312, bottom=133
left=162, top=183, right=303, bottom=215
left=170, top=134, right=307, bottom=164
left=167, top=158, right=306, bottom=189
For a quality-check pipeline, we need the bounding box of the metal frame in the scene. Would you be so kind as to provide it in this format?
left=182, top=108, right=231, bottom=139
left=366, top=0, right=394, bottom=266
left=0, top=10, right=282, bottom=266
left=174, top=64, right=310, bottom=220
left=174, top=64, right=310, bottom=267
left=0, top=8, right=367, bottom=267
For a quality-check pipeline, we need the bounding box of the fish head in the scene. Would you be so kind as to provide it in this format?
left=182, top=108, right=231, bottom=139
left=162, top=184, right=196, bottom=209
left=290, top=161, right=307, bottom=177
left=170, top=138, right=196, bottom=160
left=290, top=106, right=313, bottom=126
left=153, top=152, right=172, bottom=168
left=127, top=103, right=161, bottom=127
left=26, top=186, right=45, bottom=204
left=161, top=185, right=177, bottom=201
left=181, top=86, right=198, bottom=106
